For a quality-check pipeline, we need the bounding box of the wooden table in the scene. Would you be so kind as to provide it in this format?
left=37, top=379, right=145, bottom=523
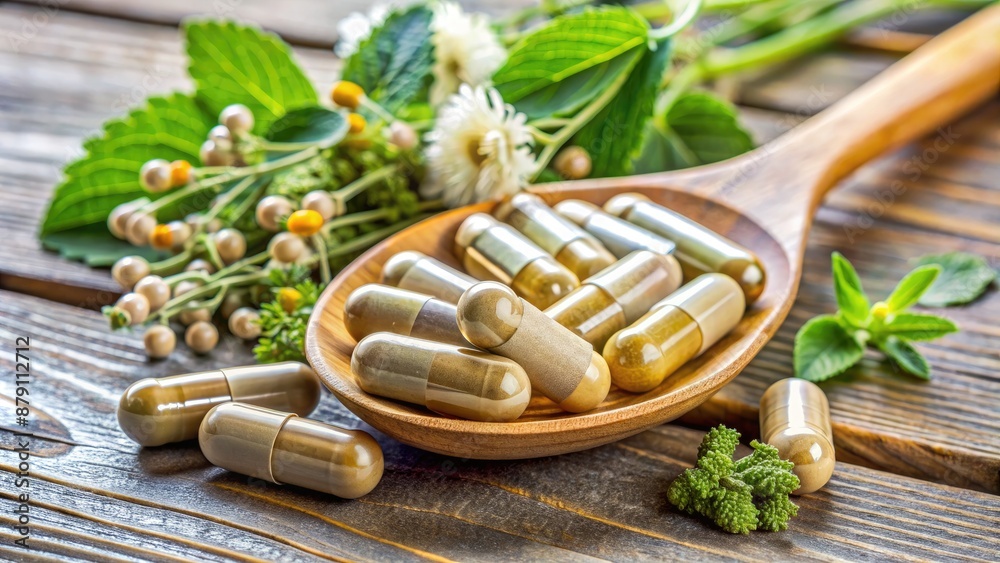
left=1, top=2, right=997, bottom=561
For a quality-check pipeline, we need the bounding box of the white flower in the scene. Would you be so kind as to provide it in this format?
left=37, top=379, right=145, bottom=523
left=334, top=4, right=393, bottom=58
left=422, top=85, right=537, bottom=208
left=429, top=2, right=507, bottom=106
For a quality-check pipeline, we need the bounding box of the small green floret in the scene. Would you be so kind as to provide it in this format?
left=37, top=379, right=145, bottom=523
left=668, top=425, right=799, bottom=534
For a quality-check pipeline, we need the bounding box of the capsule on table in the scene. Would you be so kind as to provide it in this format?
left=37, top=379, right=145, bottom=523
left=381, top=250, right=477, bottom=304
left=603, top=274, right=745, bottom=393
left=545, top=251, right=683, bottom=350
left=199, top=403, right=383, bottom=498
left=352, top=333, right=531, bottom=422
left=604, top=193, right=766, bottom=303
left=455, top=213, right=580, bottom=309
left=760, top=379, right=836, bottom=495
left=118, top=362, right=321, bottom=447
left=554, top=199, right=677, bottom=258
left=344, top=284, right=470, bottom=347
left=494, top=193, right=616, bottom=279
left=457, top=282, right=610, bottom=413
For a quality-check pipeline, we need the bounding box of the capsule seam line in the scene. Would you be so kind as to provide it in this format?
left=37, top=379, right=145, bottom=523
left=267, top=413, right=297, bottom=485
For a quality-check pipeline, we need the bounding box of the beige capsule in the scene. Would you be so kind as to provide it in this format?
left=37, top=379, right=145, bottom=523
left=352, top=333, right=531, bottom=422
left=381, top=251, right=477, bottom=305
left=545, top=251, right=683, bottom=350
left=494, top=193, right=616, bottom=279
left=457, top=282, right=610, bottom=413
left=554, top=199, right=677, bottom=258
left=605, top=193, right=766, bottom=303
left=455, top=213, right=579, bottom=309
left=200, top=403, right=383, bottom=499
left=760, top=379, right=836, bottom=495
left=344, top=284, right=470, bottom=347
left=117, top=361, right=321, bottom=447
left=603, top=274, right=745, bottom=393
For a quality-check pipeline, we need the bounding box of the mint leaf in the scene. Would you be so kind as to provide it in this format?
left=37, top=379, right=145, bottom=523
left=916, top=252, right=996, bottom=307
left=794, top=315, right=865, bottom=382
left=831, top=252, right=869, bottom=326
left=185, top=21, right=317, bottom=134
left=341, top=6, right=434, bottom=114
left=494, top=7, right=648, bottom=120
left=633, top=92, right=754, bottom=173
left=879, top=337, right=931, bottom=379
left=885, top=265, right=941, bottom=312
left=40, top=93, right=215, bottom=237
left=266, top=107, right=348, bottom=148
left=574, top=39, right=672, bottom=177
left=879, top=312, right=958, bottom=341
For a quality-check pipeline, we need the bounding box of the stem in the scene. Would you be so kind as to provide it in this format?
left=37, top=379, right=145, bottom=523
left=650, top=0, right=705, bottom=41
left=148, top=247, right=196, bottom=276
left=152, top=271, right=268, bottom=321
left=312, top=235, right=331, bottom=285
left=360, top=98, right=397, bottom=124
left=529, top=127, right=556, bottom=145
left=201, top=234, right=226, bottom=272
left=323, top=215, right=430, bottom=259
left=202, top=176, right=257, bottom=226
left=163, top=269, right=210, bottom=286
left=322, top=200, right=444, bottom=235
left=333, top=165, right=396, bottom=205
left=208, top=251, right=270, bottom=282
left=529, top=117, right=571, bottom=130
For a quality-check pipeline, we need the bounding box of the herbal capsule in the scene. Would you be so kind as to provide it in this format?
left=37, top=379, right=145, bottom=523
left=605, top=193, right=766, bottom=303
left=554, top=199, right=677, bottom=258
left=199, top=403, right=383, bottom=498
left=760, top=379, right=836, bottom=495
left=344, top=284, right=470, bottom=347
left=457, top=282, right=610, bottom=413
left=351, top=333, right=531, bottom=422
left=603, top=274, right=745, bottom=393
left=455, top=213, right=580, bottom=309
left=381, top=250, right=477, bottom=304
left=118, top=362, right=321, bottom=447
left=494, top=193, right=616, bottom=279
left=545, top=251, right=683, bottom=350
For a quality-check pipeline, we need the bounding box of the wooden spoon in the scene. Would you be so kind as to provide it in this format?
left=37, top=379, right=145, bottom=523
left=307, top=7, right=1000, bottom=459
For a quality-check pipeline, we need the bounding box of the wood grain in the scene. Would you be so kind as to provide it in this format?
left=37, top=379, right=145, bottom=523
left=2, top=291, right=998, bottom=561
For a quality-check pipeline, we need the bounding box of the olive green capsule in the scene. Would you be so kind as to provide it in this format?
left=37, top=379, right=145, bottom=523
left=605, top=193, right=766, bottom=303
left=118, top=362, right=321, bottom=447
left=494, top=193, right=616, bottom=279
left=545, top=251, right=683, bottom=350
left=352, top=333, right=532, bottom=422
left=458, top=282, right=610, bottom=413
left=455, top=213, right=579, bottom=309
left=344, top=284, right=470, bottom=347
left=603, top=274, right=745, bottom=393
left=554, top=199, right=677, bottom=258
left=199, top=403, right=383, bottom=498
left=760, top=379, right=836, bottom=495
left=381, top=250, right=477, bottom=304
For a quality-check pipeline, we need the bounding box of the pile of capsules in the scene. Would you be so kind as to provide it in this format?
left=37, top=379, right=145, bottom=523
left=346, top=192, right=766, bottom=422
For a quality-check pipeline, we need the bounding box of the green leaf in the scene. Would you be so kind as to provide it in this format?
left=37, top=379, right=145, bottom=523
left=493, top=7, right=649, bottom=120
left=831, top=252, right=869, bottom=326
left=574, top=39, right=672, bottom=177
left=632, top=92, right=754, bottom=173
left=880, top=312, right=958, bottom=341
left=879, top=337, right=931, bottom=379
left=40, top=93, right=215, bottom=237
left=185, top=20, right=317, bottom=133
left=885, top=265, right=941, bottom=312
left=41, top=225, right=164, bottom=267
left=341, top=6, right=435, bottom=113
left=916, top=252, right=996, bottom=307
left=265, top=107, right=348, bottom=148
left=794, top=315, right=865, bottom=382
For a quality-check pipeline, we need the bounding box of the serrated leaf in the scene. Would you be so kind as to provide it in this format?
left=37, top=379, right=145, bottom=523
left=916, top=252, right=996, bottom=307
left=493, top=7, right=649, bottom=120
left=266, top=107, right=348, bottom=148
left=794, top=315, right=864, bottom=382
left=880, top=312, right=958, bottom=341
left=885, top=265, right=940, bottom=312
left=185, top=20, right=317, bottom=133
left=341, top=6, right=434, bottom=113
left=831, top=252, right=869, bottom=326
left=880, top=337, right=931, bottom=379
left=42, top=226, right=163, bottom=267
left=574, top=39, right=672, bottom=177
left=633, top=92, right=754, bottom=173
left=40, top=93, right=215, bottom=237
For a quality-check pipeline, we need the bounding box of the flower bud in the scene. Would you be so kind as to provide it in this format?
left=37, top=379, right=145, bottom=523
left=139, top=159, right=172, bottom=193
left=554, top=146, right=592, bottom=180
left=331, top=81, right=364, bottom=110
left=220, top=104, right=255, bottom=136
left=388, top=121, right=418, bottom=150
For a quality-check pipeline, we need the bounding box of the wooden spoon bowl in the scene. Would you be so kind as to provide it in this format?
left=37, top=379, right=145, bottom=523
left=306, top=9, right=1000, bottom=459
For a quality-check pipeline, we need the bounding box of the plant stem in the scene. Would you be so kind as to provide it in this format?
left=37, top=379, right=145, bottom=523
left=148, top=246, right=196, bottom=276
left=322, top=200, right=444, bottom=235
left=333, top=165, right=396, bottom=206
left=202, top=176, right=257, bottom=226
left=528, top=117, right=571, bottom=130
left=324, top=215, right=430, bottom=259
left=650, top=0, right=705, bottom=41
left=152, top=271, right=268, bottom=321
left=311, top=235, right=331, bottom=285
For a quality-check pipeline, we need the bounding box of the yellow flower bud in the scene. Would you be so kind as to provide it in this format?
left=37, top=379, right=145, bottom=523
left=331, top=81, right=365, bottom=110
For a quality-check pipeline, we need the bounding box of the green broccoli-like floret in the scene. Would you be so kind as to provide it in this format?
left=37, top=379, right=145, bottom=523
left=667, top=425, right=801, bottom=534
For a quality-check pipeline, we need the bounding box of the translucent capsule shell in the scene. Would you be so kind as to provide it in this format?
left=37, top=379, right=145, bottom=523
left=381, top=250, right=476, bottom=304
left=199, top=403, right=383, bottom=498
left=554, top=199, right=677, bottom=258
left=344, top=284, right=470, bottom=347
left=760, top=379, right=836, bottom=495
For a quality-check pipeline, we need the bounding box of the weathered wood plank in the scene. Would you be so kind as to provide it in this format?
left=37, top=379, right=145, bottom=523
left=1, top=291, right=998, bottom=561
